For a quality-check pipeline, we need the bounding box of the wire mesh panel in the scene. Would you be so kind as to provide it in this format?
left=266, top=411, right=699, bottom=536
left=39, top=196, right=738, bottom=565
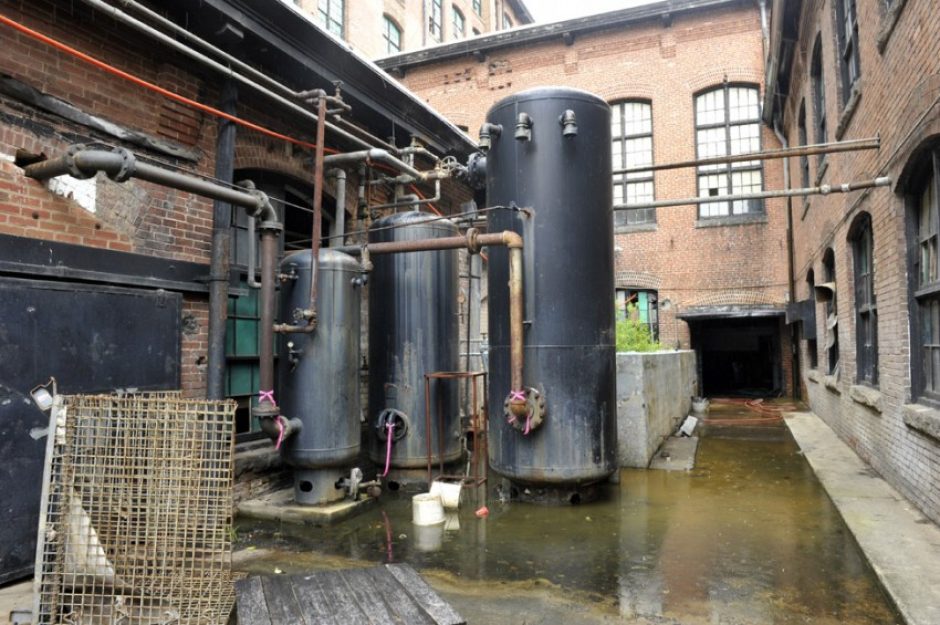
left=34, top=394, right=237, bottom=625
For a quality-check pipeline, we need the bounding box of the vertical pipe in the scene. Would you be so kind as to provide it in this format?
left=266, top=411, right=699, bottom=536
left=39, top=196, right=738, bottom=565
left=308, top=98, right=328, bottom=320
left=258, top=228, right=279, bottom=408
left=329, top=169, right=347, bottom=243
left=206, top=80, right=237, bottom=400
left=508, top=245, right=524, bottom=394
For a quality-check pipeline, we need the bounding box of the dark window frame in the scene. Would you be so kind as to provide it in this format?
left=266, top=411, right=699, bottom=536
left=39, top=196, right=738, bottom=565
left=823, top=248, right=840, bottom=375
left=908, top=148, right=940, bottom=404
left=452, top=6, right=466, bottom=40
left=807, top=269, right=819, bottom=369
left=383, top=15, right=403, bottom=54
left=693, top=83, right=764, bottom=219
left=811, top=36, right=828, bottom=169
left=430, top=0, right=443, bottom=41
left=317, top=0, right=345, bottom=38
left=850, top=213, right=878, bottom=385
left=502, top=12, right=513, bottom=29
left=611, top=99, right=656, bottom=227
left=616, top=288, right=660, bottom=342
left=798, top=100, right=811, bottom=188
left=473, top=0, right=482, bottom=16
left=833, top=0, right=861, bottom=105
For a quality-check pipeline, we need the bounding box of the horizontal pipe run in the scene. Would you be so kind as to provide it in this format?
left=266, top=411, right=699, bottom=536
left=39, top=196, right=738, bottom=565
left=613, top=137, right=881, bottom=176
left=323, top=149, right=429, bottom=182
left=614, top=177, right=892, bottom=211
left=23, top=147, right=273, bottom=215
left=368, top=179, right=441, bottom=211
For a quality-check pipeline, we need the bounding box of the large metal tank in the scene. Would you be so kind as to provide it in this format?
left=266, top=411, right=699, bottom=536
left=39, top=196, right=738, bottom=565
left=277, top=248, right=362, bottom=504
left=368, top=211, right=461, bottom=477
left=485, top=87, right=617, bottom=495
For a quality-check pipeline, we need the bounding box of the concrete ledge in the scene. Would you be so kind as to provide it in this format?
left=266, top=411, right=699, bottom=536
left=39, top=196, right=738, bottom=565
left=785, top=411, right=940, bottom=625
left=902, top=404, right=940, bottom=441
left=822, top=374, right=841, bottom=393
left=806, top=369, right=821, bottom=383
left=850, top=384, right=884, bottom=413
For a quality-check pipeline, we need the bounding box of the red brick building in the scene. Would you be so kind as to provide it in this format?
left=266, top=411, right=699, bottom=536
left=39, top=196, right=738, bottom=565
left=380, top=0, right=794, bottom=397
left=0, top=0, right=472, bottom=582
left=765, top=0, right=940, bottom=524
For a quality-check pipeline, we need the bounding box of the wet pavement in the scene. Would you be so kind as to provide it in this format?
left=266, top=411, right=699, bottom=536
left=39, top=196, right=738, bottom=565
left=235, top=401, right=901, bottom=624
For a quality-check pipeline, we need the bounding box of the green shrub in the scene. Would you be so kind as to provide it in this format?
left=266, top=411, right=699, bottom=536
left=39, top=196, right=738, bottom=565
left=615, top=303, right=663, bottom=352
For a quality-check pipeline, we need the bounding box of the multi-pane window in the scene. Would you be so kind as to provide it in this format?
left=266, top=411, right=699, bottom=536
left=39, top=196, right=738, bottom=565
left=452, top=7, right=466, bottom=40
left=807, top=270, right=819, bottom=369
left=429, top=0, right=443, bottom=41
left=798, top=100, right=810, bottom=188
left=912, top=152, right=940, bottom=400
left=694, top=84, right=763, bottom=218
left=811, top=37, right=828, bottom=168
left=383, top=16, right=402, bottom=54
left=834, top=0, right=861, bottom=104
left=616, top=289, right=659, bottom=341
left=502, top=12, right=513, bottom=29
left=473, top=0, right=482, bottom=17
left=317, top=0, right=344, bottom=37
left=823, top=248, right=840, bottom=375
left=611, top=100, right=655, bottom=227
left=852, top=214, right=877, bottom=385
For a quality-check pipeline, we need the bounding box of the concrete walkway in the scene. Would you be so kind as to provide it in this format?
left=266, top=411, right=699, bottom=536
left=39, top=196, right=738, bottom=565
left=785, top=412, right=940, bottom=625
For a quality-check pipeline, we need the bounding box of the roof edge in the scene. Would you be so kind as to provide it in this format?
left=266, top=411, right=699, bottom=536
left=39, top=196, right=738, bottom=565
left=377, top=0, right=745, bottom=71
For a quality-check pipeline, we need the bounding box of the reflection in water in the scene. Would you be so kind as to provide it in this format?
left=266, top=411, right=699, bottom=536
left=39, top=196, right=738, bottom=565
left=236, top=405, right=900, bottom=624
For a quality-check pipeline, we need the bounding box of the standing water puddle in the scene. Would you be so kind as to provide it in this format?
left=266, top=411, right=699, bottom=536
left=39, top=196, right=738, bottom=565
left=235, top=402, right=901, bottom=624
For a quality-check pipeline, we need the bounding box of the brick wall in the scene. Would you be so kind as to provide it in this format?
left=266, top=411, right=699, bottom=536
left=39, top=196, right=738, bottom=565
left=390, top=1, right=793, bottom=392
left=778, top=0, right=940, bottom=523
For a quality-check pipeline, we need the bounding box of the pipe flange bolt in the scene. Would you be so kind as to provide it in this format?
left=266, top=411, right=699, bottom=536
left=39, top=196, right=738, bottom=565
left=465, top=227, right=481, bottom=254
left=504, top=387, right=546, bottom=432
left=108, top=147, right=137, bottom=183
left=65, top=144, right=94, bottom=180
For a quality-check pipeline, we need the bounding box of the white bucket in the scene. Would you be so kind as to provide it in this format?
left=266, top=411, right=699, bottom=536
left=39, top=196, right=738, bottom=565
left=412, top=492, right=445, bottom=526
left=430, top=480, right=462, bottom=510
left=413, top=523, right=444, bottom=552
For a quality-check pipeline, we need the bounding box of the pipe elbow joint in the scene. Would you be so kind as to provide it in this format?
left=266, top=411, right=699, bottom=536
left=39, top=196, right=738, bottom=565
left=501, top=230, right=524, bottom=249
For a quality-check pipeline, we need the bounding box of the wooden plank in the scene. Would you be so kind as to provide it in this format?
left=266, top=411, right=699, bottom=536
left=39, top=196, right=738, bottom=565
left=235, top=577, right=274, bottom=625
left=335, top=567, right=402, bottom=624
left=289, top=573, right=340, bottom=625
left=302, top=570, right=371, bottom=625
left=385, top=564, right=466, bottom=625
left=363, top=566, right=436, bottom=625
left=261, top=575, right=309, bottom=625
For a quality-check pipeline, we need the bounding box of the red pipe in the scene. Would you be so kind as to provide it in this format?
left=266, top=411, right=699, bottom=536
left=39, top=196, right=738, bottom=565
left=0, top=13, right=338, bottom=154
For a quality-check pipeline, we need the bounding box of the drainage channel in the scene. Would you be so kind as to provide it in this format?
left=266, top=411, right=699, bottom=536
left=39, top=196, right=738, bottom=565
left=235, top=401, right=901, bottom=625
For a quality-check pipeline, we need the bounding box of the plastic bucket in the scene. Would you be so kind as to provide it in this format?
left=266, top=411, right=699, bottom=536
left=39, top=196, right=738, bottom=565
left=430, top=480, right=462, bottom=510
left=412, top=492, right=445, bottom=526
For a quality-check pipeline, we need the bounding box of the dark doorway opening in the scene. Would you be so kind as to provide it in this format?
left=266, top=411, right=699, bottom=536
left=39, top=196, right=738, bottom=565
left=689, top=316, right=783, bottom=397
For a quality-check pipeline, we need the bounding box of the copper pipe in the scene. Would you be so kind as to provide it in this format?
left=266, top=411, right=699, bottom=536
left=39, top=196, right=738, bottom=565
left=361, top=228, right=527, bottom=416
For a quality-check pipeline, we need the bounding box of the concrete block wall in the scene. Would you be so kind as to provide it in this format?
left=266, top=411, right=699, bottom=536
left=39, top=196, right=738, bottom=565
left=616, top=350, right=697, bottom=468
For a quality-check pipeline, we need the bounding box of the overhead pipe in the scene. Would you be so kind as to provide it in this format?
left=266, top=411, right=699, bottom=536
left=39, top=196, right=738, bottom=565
left=75, top=0, right=416, bottom=155
left=367, top=179, right=441, bottom=211
left=323, top=149, right=435, bottom=182
left=614, top=177, right=892, bottom=211
left=613, top=137, right=881, bottom=175
left=341, top=228, right=528, bottom=419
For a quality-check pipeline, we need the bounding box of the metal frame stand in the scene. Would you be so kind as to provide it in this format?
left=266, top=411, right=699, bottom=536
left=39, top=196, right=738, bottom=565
left=423, top=371, right=488, bottom=487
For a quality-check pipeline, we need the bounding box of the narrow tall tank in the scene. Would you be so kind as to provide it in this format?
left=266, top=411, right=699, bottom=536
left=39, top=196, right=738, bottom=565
left=485, top=87, right=617, bottom=494
left=277, top=248, right=362, bottom=505
left=368, top=212, right=461, bottom=476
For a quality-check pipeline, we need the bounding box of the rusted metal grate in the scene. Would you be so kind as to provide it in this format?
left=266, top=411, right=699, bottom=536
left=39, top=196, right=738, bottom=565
left=34, top=393, right=238, bottom=625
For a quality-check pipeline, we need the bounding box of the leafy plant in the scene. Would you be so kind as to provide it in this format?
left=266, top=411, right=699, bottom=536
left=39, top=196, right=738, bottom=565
left=616, top=303, right=663, bottom=352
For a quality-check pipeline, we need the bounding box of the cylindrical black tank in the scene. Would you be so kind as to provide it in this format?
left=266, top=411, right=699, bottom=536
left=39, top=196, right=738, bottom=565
left=485, top=86, right=617, bottom=489
left=368, top=212, right=461, bottom=474
left=277, top=248, right=361, bottom=505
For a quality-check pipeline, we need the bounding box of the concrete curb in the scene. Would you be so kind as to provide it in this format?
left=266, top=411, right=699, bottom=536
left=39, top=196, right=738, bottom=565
left=784, top=411, right=940, bottom=625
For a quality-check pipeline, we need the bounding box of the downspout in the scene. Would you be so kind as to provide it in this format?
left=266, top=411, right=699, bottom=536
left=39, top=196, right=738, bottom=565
left=328, top=169, right=347, bottom=243
left=758, top=0, right=770, bottom=60
left=206, top=80, right=237, bottom=400
left=774, top=118, right=800, bottom=399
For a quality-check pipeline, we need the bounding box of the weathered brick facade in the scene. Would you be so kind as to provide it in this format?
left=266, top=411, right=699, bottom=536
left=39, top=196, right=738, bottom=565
left=382, top=0, right=793, bottom=394
left=768, top=0, right=940, bottom=523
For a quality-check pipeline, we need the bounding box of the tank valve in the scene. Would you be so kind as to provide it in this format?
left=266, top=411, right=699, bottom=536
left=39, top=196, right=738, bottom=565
left=478, top=123, right=502, bottom=151
left=286, top=341, right=303, bottom=370
left=559, top=109, right=578, bottom=137
left=376, top=408, right=409, bottom=441
left=514, top=112, right=533, bottom=142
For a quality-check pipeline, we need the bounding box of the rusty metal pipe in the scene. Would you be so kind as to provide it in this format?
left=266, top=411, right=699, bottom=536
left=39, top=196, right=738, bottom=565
left=256, top=226, right=280, bottom=418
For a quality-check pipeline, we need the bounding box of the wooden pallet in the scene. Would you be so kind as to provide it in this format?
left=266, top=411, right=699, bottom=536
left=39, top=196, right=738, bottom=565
left=235, top=564, right=465, bottom=625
